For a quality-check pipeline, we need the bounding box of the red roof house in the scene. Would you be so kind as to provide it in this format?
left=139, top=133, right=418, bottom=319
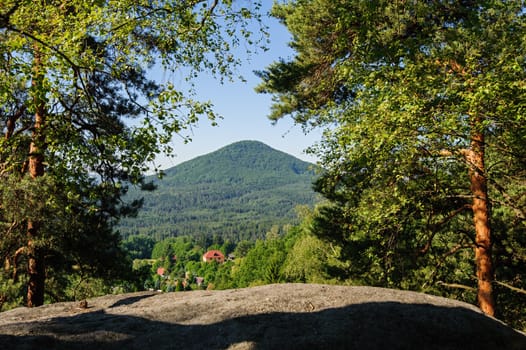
left=202, top=250, right=225, bottom=264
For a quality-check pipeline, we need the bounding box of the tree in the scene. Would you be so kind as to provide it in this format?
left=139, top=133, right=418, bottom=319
left=0, top=0, right=265, bottom=307
left=122, top=234, right=156, bottom=260
left=233, top=230, right=289, bottom=287
left=257, top=0, right=526, bottom=318
left=282, top=207, right=349, bottom=284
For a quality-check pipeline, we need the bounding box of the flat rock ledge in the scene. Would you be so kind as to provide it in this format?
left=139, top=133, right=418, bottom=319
left=0, top=283, right=525, bottom=350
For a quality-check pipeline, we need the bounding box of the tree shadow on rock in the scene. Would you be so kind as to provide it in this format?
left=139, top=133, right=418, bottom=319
left=109, top=292, right=158, bottom=308
left=1, top=302, right=525, bottom=350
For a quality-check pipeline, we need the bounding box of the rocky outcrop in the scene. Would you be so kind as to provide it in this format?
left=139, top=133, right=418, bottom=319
left=1, top=284, right=525, bottom=349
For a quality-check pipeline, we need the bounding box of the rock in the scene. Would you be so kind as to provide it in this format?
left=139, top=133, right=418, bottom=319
left=0, top=283, right=524, bottom=350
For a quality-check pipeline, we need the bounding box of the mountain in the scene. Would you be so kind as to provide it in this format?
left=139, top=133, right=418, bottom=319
left=118, top=140, right=320, bottom=241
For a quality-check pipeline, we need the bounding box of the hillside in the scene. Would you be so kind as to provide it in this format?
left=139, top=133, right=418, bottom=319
left=1, top=284, right=525, bottom=350
left=119, top=141, right=320, bottom=241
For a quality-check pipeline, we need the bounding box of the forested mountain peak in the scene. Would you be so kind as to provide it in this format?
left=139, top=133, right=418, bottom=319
left=161, top=140, right=314, bottom=184
left=119, top=141, right=319, bottom=241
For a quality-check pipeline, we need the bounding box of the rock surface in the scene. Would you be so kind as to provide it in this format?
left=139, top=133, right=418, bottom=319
left=0, top=283, right=525, bottom=349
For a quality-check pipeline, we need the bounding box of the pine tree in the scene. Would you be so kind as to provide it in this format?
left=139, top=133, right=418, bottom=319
left=0, top=0, right=264, bottom=307
left=257, top=0, right=526, bottom=318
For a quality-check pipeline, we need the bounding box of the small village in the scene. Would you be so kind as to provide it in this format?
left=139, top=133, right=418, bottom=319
left=150, top=249, right=233, bottom=292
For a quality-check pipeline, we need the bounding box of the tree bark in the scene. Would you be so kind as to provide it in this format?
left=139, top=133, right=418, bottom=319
left=467, top=121, right=495, bottom=316
left=26, top=221, right=45, bottom=307
left=26, top=48, right=46, bottom=307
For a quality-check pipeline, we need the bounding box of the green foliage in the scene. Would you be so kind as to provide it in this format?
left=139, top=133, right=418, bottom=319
left=119, top=141, right=320, bottom=241
left=0, top=173, right=136, bottom=304
left=232, top=238, right=285, bottom=287
left=0, top=272, right=24, bottom=312
left=230, top=220, right=342, bottom=287
left=151, top=238, right=177, bottom=260
left=0, top=0, right=265, bottom=307
left=257, top=0, right=526, bottom=329
left=121, top=234, right=156, bottom=260
left=132, top=220, right=337, bottom=292
left=233, top=240, right=254, bottom=258
left=144, top=235, right=231, bottom=291
left=282, top=208, right=349, bottom=284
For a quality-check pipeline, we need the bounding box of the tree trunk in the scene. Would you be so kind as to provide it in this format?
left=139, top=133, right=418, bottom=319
left=26, top=48, right=46, bottom=307
left=26, top=221, right=45, bottom=307
left=467, top=123, right=495, bottom=316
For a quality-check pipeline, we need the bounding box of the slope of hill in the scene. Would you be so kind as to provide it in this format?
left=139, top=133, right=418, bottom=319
left=118, top=141, right=320, bottom=241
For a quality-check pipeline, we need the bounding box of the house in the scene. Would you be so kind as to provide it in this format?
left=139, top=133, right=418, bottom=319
left=202, top=250, right=225, bottom=263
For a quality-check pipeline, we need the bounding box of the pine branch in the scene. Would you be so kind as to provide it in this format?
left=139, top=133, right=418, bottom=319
left=437, top=281, right=476, bottom=292
left=494, top=280, right=526, bottom=296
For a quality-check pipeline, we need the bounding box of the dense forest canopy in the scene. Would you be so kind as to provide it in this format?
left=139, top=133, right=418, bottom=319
left=257, top=0, right=526, bottom=319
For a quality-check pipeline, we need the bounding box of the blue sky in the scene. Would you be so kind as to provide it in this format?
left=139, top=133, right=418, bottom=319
left=151, top=4, right=322, bottom=170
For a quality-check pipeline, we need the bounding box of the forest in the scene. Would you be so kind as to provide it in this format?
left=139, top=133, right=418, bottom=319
left=1, top=0, right=525, bottom=335
left=118, top=140, right=320, bottom=241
